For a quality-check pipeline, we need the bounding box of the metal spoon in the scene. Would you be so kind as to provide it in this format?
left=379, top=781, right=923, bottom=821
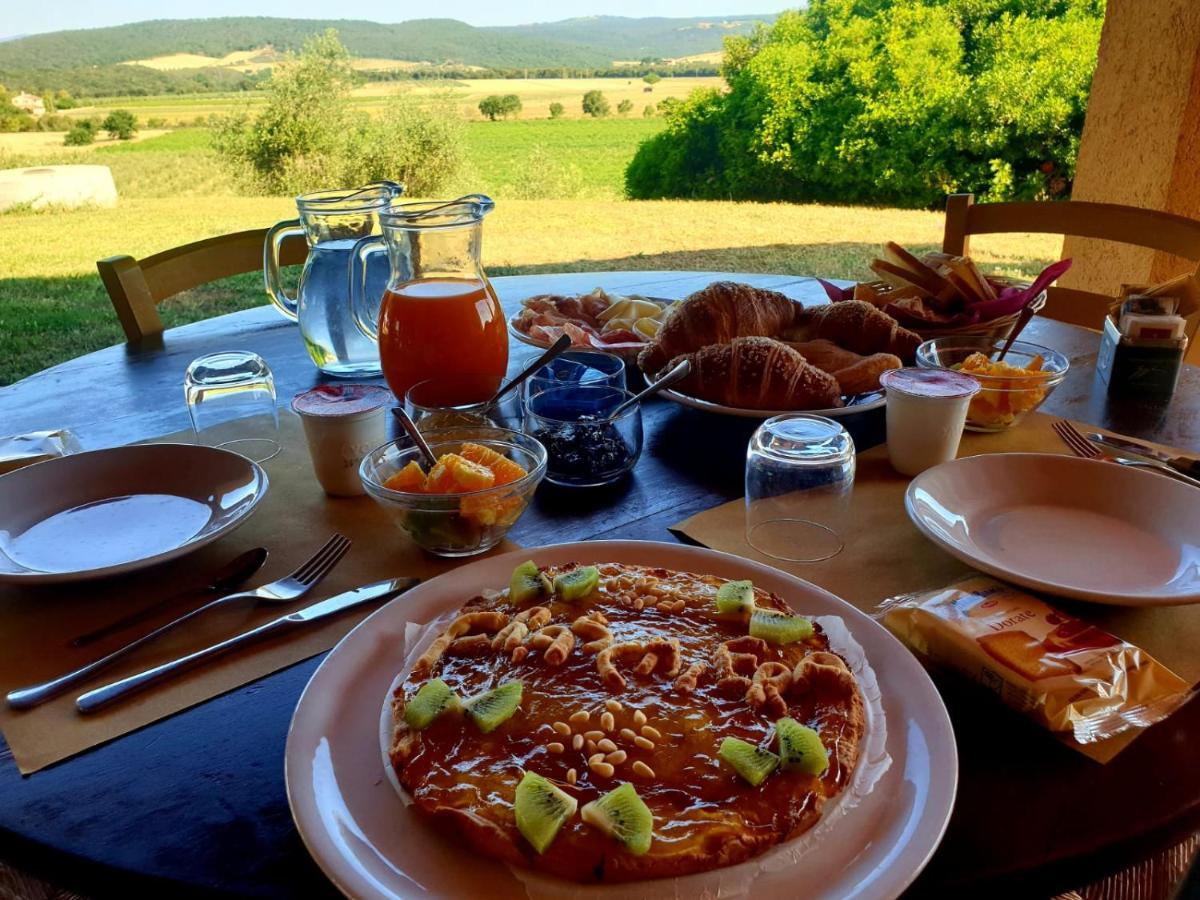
left=391, top=406, right=438, bottom=467
left=487, top=334, right=572, bottom=408
left=606, top=359, right=692, bottom=420
left=70, top=546, right=269, bottom=648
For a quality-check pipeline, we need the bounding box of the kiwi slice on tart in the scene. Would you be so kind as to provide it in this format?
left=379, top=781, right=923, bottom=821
left=510, top=561, right=552, bottom=604
left=515, top=771, right=578, bottom=854
left=464, top=680, right=523, bottom=733
left=718, top=737, right=780, bottom=787
left=714, top=579, right=755, bottom=615
left=581, top=782, right=654, bottom=855
left=776, top=717, right=829, bottom=776
left=403, top=677, right=461, bottom=729
left=553, top=565, right=600, bottom=601
left=749, top=609, right=814, bottom=645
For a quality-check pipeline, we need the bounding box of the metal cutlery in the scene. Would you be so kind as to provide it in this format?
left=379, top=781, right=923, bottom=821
left=1085, top=432, right=1200, bottom=478
left=71, top=547, right=269, bottom=648
left=76, top=577, right=418, bottom=713
left=606, top=358, right=692, bottom=420
left=7, top=534, right=350, bottom=710
left=1052, top=419, right=1200, bottom=489
left=486, top=333, right=572, bottom=408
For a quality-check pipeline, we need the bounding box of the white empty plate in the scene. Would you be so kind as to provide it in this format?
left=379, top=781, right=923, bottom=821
left=285, top=540, right=957, bottom=899
left=0, top=443, right=268, bottom=584
left=906, top=453, right=1200, bottom=605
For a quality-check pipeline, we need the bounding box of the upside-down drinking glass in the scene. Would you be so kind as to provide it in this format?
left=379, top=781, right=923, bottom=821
left=184, top=351, right=280, bottom=463
left=745, top=414, right=855, bottom=563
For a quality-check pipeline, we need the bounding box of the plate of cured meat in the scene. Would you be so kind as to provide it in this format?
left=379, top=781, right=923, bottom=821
left=639, top=282, right=922, bottom=417
left=285, top=541, right=957, bottom=899
left=508, top=288, right=679, bottom=361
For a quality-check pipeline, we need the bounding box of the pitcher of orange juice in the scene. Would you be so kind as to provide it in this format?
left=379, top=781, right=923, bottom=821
left=350, top=195, right=508, bottom=402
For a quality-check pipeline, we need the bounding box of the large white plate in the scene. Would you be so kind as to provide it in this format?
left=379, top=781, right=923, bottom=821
left=906, top=453, right=1200, bottom=605
left=659, top=386, right=886, bottom=419
left=0, top=443, right=267, bottom=584
left=285, top=540, right=957, bottom=899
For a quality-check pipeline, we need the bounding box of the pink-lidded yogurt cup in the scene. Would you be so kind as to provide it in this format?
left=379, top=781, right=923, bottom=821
left=292, top=385, right=391, bottom=496
left=880, top=368, right=980, bottom=476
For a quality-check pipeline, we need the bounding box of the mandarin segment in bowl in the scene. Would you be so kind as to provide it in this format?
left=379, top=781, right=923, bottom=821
left=387, top=561, right=864, bottom=882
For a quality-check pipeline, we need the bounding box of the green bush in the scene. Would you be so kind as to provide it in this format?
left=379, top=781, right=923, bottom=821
left=146, top=116, right=166, bottom=128
left=643, top=72, right=661, bottom=86
left=508, top=144, right=587, bottom=200
left=582, top=90, right=610, bottom=118
left=626, top=0, right=1104, bottom=207
left=643, top=104, right=655, bottom=118
left=212, top=29, right=463, bottom=195
left=479, top=94, right=522, bottom=120
left=101, top=109, right=138, bottom=140
left=617, top=99, right=634, bottom=116
left=549, top=102, right=564, bottom=119
left=63, top=121, right=96, bottom=145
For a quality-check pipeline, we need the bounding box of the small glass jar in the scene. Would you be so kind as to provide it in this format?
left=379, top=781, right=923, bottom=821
left=745, top=414, right=855, bottom=563
left=520, top=350, right=627, bottom=407
left=404, top=375, right=518, bottom=432
left=523, top=385, right=642, bottom=487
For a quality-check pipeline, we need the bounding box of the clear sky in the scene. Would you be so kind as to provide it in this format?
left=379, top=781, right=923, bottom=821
left=3, top=2, right=793, bottom=40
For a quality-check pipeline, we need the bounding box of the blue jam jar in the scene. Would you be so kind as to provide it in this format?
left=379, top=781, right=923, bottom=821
left=523, top=384, right=643, bottom=487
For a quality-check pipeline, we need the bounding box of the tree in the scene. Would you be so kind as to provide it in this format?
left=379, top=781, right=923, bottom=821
left=500, top=94, right=522, bottom=117
left=617, top=99, right=634, bottom=116
left=643, top=72, right=661, bottom=87
left=582, top=90, right=610, bottom=118
left=478, top=93, right=522, bottom=120
left=63, top=120, right=96, bottom=145
left=101, top=109, right=138, bottom=140
left=549, top=101, right=564, bottom=119
left=643, top=104, right=655, bottom=118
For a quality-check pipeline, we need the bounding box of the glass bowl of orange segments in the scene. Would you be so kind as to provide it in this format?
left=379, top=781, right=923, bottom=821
left=359, top=427, right=547, bottom=557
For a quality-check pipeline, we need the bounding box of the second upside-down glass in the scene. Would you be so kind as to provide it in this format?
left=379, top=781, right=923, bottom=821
left=745, top=414, right=855, bottom=563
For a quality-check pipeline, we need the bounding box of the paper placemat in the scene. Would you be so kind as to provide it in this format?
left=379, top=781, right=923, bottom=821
left=671, top=410, right=1200, bottom=761
left=0, top=413, right=514, bottom=774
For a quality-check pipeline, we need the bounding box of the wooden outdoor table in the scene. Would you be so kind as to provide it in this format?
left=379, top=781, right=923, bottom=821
left=0, top=271, right=1197, bottom=899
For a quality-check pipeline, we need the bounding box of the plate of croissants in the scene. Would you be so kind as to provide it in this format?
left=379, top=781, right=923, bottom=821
left=637, top=282, right=923, bottom=416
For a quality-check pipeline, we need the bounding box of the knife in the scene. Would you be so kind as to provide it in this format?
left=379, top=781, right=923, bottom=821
left=74, top=577, right=419, bottom=713
left=1085, top=433, right=1200, bottom=477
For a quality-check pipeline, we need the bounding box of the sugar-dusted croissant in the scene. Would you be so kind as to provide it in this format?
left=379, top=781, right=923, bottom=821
left=782, top=301, right=922, bottom=363
left=638, top=282, right=803, bottom=375
left=667, top=337, right=843, bottom=411
left=784, top=338, right=901, bottom=394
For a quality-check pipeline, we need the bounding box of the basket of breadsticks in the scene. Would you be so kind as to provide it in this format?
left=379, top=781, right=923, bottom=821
left=823, top=243, right=1072, bottom=342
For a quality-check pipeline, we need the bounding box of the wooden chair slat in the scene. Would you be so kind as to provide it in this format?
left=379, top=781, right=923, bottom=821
left=97, top=228, right=308, bottom=343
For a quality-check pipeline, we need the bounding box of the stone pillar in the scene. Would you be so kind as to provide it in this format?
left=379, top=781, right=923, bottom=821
left=1060, top=0, right=1200, bottom=294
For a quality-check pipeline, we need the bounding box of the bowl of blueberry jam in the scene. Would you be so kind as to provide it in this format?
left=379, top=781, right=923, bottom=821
left=523, top=384, right=643, bottom=487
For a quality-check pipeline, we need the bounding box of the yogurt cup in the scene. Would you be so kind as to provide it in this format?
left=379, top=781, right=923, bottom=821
left=292, top=385, right=391, bottom=496
left=880, top=368, right=980, bottom=476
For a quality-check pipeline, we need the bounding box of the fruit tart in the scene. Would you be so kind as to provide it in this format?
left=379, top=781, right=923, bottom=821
left=387, top=561, right=865, bottom=883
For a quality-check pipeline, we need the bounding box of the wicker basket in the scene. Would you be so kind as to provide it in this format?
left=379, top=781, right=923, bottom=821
left=904, top=277, right=1047, bottom=342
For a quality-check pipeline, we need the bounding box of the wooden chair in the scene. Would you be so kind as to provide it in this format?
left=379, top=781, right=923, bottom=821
left=942, top=193, right=1200, bottom=332
left=97, top=229, right=307, bottom=344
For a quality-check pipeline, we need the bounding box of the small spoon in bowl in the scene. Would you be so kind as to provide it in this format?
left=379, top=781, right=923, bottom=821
left=486, top=334, right=573, bottom=410
left=605, top=359, right=692, bottom=420
left=391, top=407, right=439, bottom=468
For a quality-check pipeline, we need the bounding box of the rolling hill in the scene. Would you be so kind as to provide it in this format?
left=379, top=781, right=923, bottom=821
left=0, top=15, right=777, bottom=71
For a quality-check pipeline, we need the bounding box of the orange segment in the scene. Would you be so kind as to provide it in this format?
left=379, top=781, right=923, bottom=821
left=460, top=442, right=528, bottom=485
left=426, top=453, right=496, bottom=494
left=460, top=492, right=526, bottom=526
left=384, top=460, right=427, bottom=493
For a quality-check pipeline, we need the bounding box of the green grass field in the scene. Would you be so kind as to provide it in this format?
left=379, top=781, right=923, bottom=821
left=0, top=116, right=1061, bottom=386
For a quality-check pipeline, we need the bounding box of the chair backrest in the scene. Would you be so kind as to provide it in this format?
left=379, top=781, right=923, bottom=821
left=97, top=228, right=308, bottom=344
left=942, top=194, right=1200, bottom=335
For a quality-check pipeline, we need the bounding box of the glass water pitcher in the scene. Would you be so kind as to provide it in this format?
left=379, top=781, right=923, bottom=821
left=350, top=195, right=508, bottom=401
left=264, top=182, right=403, bottom=378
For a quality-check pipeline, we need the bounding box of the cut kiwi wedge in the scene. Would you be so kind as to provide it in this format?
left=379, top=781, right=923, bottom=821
left=718, top=737, right=780, bottom=787
left=776, top=717, right=829, bottom=776
left=403, top=677, right=461, bottom=730
left=715, top=579, right=755, bottom=615
left=749, top=609, right=814, bottom=645
left=464, top=680, right=523, bottom=733
left=553, top=565, right=600, bottom=601
left=510, top=561, right=552, bottom=604
left=581, top=782, right=653, bottom=855
left=515, top=770, right=578, bottom=854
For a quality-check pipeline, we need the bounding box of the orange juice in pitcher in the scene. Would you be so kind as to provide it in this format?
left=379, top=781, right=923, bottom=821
left=351, top=196, right=508, bottom=401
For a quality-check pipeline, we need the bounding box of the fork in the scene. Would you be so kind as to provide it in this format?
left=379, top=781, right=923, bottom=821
left=1052, top=419, right=1200, bottom=488
left=6, top=534, right=351, bottom=710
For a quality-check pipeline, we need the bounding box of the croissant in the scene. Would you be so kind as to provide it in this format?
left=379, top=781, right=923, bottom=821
left=638, top=282, right=803, bottom=375
left=784, top=339, right=901, bottom=394
left=667, top=337, right=843, bottom=411
left=782, top=301, right=922, bottom=363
